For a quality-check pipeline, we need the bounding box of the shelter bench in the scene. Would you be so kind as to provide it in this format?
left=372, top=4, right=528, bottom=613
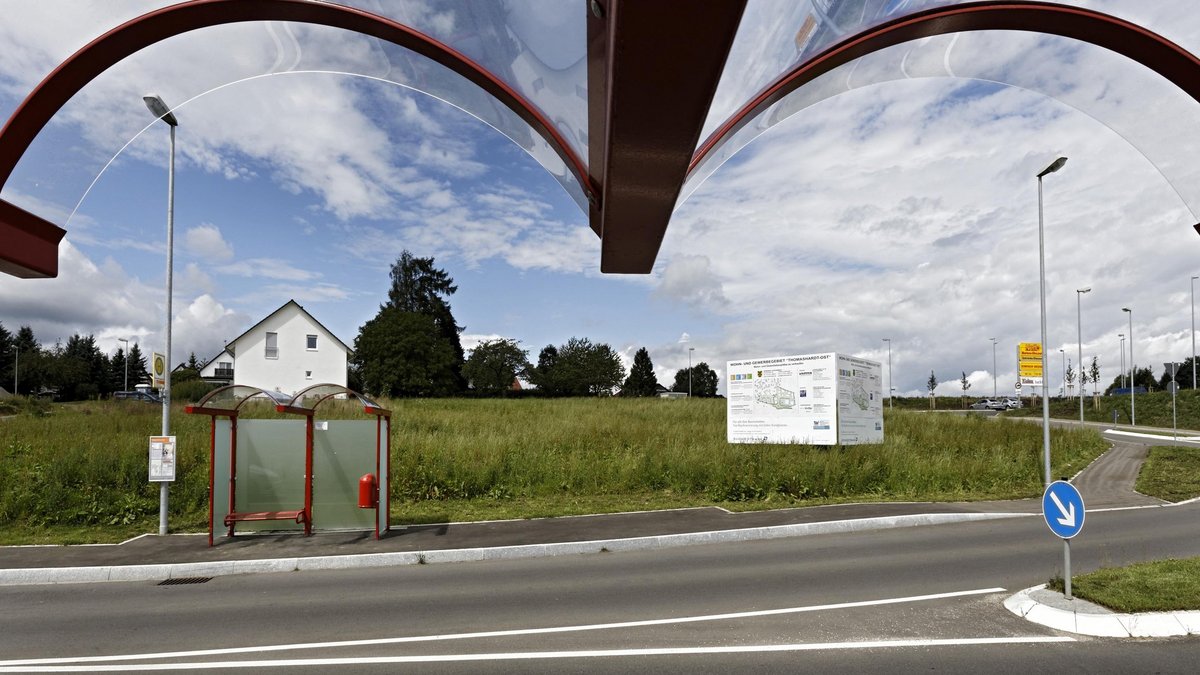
left=223, top=510, right=309, bottom=527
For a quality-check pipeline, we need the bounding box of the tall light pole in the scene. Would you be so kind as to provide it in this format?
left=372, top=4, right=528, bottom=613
left=687, top=347, right=695, bottom=397
left=1076, top=287, right=1090, bottom=422
left=145, top=93, right=177, bottom=536
left=1037, top=156, right=1066, bottom=486
left=990, top=337, right=998, bottom=398
left=10, top=346, right=16, bottom=395
left=883, top=338, right=892, bottom=408
left=1192, top=276, right=1198, bottom=389
left=1123, top=307, right=1134, bottom=425
left=117, top=338, right=129, bottom=392
left=1118, top=334, right=1125, bottom=389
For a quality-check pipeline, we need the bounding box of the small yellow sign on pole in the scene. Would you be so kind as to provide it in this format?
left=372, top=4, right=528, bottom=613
left=151, top=351, right=166, bottom=389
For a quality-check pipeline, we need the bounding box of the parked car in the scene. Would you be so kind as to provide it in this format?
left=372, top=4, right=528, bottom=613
left=1003, top=397, right=1023, bottom=409
left=114, top=390, right=161, bottom=403
left=969, top=399, right=996, bottom=410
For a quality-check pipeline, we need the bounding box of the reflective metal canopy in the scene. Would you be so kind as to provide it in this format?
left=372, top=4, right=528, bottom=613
left=1, top=0, right=1198, bottom=278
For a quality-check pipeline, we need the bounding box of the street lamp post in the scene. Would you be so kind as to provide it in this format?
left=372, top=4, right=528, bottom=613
left=990, top=337, right=998, bottom=398
left=1037, top=156, right=1067, bottom=486
left=1123, top=307, right=1135, bottom=425
left=10, top=346, right=16, bottom=395
left=118, top=338, right=129, bottom=392
left=145, top=93, right=177, bottom=536
left=1076, top=287, right=1090, bottom=422
left=688, top=346, right=695, bottom=397
left=1192, top=276, right=1198, bottom=389
left=883, top=338, right=892, bottom=408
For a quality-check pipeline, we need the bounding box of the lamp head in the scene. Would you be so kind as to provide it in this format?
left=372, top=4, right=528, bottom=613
left=1077, top=287, right=1091, bottom=294
left=1037, top=156, right=1068, bottom=178
left=1122, top=307, right=1131, bottom=313
left=143, top=94, right=178, bottom=127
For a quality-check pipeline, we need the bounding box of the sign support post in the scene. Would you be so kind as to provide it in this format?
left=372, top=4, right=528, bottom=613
left=1042, top=480, right=1085, bottom=600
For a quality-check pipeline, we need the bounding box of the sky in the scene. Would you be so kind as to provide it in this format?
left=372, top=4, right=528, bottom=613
left=2, top=0, right=1200, bottom=398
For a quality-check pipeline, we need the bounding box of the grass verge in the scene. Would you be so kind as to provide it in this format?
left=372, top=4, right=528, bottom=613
left=1049, top=557, right=1200, bottom=613
left=1134, top=446, right=1200, bottom=502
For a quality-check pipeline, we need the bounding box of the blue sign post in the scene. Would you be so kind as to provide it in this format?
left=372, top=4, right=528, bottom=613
left=1042, top=480, right=1085, bottom=599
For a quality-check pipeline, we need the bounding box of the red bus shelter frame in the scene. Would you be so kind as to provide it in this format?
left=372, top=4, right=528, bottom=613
left=185, top=383, right=391, bottom=546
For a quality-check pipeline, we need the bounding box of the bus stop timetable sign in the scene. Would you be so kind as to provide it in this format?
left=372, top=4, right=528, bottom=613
left=149, top=435, right=176, bottom=482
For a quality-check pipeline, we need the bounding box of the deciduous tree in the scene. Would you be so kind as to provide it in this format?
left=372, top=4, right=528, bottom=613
left=463, top=339, right=529, bottom=395
left=672, top=362, right=718, bottom=397
left=352, top=308, right=458, bottom=397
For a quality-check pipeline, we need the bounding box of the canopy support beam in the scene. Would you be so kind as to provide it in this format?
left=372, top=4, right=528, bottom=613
left=588, top=0, right=747, bottom=273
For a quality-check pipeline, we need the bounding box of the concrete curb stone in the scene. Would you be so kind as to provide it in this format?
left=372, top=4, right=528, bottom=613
left=0, top=511, right=1027, bottom=587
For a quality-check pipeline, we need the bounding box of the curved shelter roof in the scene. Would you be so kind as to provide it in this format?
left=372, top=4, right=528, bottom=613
left=186, top=384, right=292, bottom=415
left=2, top=0, right=1199, bottom=278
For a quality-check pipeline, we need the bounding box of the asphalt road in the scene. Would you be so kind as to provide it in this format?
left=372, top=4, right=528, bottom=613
left=2, top=501, right=1198, bottom=673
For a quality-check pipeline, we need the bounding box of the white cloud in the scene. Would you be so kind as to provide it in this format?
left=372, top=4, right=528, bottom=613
left=216, top=258, right=320, bottom=282
left=656, top=255, right=729, bottom=309
left=184, top=223, right=234, bottom=261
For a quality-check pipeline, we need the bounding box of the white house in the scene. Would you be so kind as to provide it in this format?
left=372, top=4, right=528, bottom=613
left=200, top=300, right=350, bottom=396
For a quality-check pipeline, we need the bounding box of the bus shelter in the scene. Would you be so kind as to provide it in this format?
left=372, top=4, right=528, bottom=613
left=185, top=384, right=391, bottom=546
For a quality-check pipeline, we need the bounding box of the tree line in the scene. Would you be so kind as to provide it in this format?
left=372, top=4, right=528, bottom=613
left=0, top=322, right=149, bottom=399
left=351, top=251, right=721, bottom=399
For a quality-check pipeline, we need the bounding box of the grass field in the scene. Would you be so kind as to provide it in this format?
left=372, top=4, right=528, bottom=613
left=1049, top=557, right=1200, bottom=613
left=1134, top=446, right=1200, bottom=502
left=0, top=398, right=1108, bottom=544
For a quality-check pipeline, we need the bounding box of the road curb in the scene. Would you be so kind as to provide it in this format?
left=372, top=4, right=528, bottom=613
left=1005, top=585, right=1200, bottom=637
left=0, top=511, right=1027, bottom=586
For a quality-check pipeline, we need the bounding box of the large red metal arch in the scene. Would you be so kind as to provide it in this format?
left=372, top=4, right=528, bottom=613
left=594, top=1, right=1200, bottom=272
left=0, top=0, right=591, bottom=278
left=2, top=1, right=1199, bottom=278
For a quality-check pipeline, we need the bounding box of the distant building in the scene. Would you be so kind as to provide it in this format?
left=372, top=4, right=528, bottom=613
left=199, top=300, right=350, bottom=396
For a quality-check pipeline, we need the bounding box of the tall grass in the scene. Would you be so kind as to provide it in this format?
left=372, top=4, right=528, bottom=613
left=390, top=398, right=1103, bottom=505
left=0, top=398, right=1107, bottom=542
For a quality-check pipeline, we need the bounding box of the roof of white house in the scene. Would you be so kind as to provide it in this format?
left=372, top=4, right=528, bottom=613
left=198, top=348, right=233, bottom=372
left=200, top=300, right=350, bottom=368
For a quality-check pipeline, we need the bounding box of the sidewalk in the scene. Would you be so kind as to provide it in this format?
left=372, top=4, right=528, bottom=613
left=0, top=501, right=1037, bottom=585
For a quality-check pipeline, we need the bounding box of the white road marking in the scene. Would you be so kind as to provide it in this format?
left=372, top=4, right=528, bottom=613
left=0, top=637, right=1076, bottom=672
left=0, top=587, right=1005, bottom=667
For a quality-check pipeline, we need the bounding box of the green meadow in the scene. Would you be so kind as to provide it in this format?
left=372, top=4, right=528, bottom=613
left=0, top=398, right=1106, bottom=544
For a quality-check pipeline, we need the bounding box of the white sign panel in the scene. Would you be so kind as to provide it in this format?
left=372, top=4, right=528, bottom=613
left=149, top=435, right=176, bottom=482
left=835, top=354, right=885, bottom=445
left=726, top=353, right=883, bottom=446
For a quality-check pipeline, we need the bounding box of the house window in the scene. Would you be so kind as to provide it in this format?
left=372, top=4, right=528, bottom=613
left=305, top=370, right=313, bottom=380
left=265, top=332, right=278, bottom=359
left=306, top=334, right=318, bottom=350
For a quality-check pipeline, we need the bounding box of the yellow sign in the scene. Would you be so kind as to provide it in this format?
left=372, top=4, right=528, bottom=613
left=1019, top=361, right=1044, bottom=377
left=152, top=351, right=166, bottom=389
left=1018, top=342, right=1043, bottom=359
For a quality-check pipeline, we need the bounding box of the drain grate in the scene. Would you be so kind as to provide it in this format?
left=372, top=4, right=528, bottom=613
left=157, top=576, right=212, bottom=586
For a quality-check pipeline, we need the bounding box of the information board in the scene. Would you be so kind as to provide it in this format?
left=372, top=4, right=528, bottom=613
left=148, top=435, right=176, bottom=482
left=726, top=353, right=883, bottom=446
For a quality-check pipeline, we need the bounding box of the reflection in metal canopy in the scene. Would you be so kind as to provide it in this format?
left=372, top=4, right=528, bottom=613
left=188, top=384, right=292, bottom=414
left=1, top=0, right=1199, bottom=278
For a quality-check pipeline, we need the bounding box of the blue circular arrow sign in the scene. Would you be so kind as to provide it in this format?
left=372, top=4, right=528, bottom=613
left=1042, top=480, right=1085, bottom=539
